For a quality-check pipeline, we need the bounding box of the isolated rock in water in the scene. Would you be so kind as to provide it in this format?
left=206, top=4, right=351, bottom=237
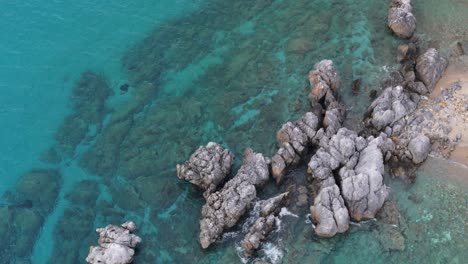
left=86, top=221, right=141, bottom=264
left=340, top=134, right=394, bottom=221
left=308, top=60, right=341, bottom=105
left=407, top=134, right=430, bottom=164
left=271, top=112, right=319, bottom=183
left=200, top=149, right=270, bottom=249
left=242, top=192, right=289, bottom=256
left=415, top=48, right=448, bottom=92
left=177, top=142, right=234, bottom=195
left=388, top=0, right=416, bottom=38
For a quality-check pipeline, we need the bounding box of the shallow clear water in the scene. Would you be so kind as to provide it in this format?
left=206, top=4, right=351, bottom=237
left=1, top=0, right=467, bottom=263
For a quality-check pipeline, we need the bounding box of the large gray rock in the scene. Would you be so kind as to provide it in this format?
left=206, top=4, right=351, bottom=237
left=199, top=149, right=270, bottom=248
left=340, top=134, right=394, bottom=220
left=415, top=48, right=448, bottom=92
left=86, top=221, right=141, bottom=264
left=242, top=192, right=289, bottom=256
left=365, top=86, right=418, bottom=132
left=408, top=134, right=430, bottom=164
left=310, top=177, right=349, bottom=237
left=308, top=128, right=393, bottom=234
left=176, top=142, right=234, bottom=196
left=388, top=0, right=416, bottom=38
left=271, top=112, right=319, bottom=183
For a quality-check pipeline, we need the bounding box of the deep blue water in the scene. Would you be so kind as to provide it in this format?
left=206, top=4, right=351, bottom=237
left=1, top=0, right=467, bottom=263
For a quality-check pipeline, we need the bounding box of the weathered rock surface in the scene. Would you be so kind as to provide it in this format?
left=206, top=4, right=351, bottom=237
left=270, top=60, right=343, bottom=184
left=365, top=85, right=418, bottom=132
left=407, top=134, right=431, bottom=164
left=309, top=177, right=349, bottom=237
left=340, top=134, right=394, bottom=220
left=271, top=112, right=320, bottom=183
left=242, top=192, right=289, bottom=256
left=308, top=126, right=394, bottom=234
left=308, top=60, right=341, bottom=105
left=177, top=142, right=234, bottom=196
left=199, top=149, right=270, bottom=248
left=308, top=128, right=358, bottom=237
left=86, top=221, right=141, bottom=264
left=388, top=0, right=416, bottom=38
left=415, top=48, right=448, bottom=92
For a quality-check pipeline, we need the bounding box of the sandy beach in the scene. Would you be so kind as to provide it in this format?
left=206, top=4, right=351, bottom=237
left=432, top=55, right=468, bottom=167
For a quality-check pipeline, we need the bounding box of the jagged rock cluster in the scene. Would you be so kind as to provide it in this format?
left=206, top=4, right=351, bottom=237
left=271, top=60, right=343, bottom=184
left=86, top=221, right=142, bottom=264
left=271, top=112, right=320, bottom=184
left=365, top=43, right=448, bottom=181
left=241, top=192, right=289, bottom=256
left=176, top=142, right=234, bottom=197
left=200, top=148, right=270, bottom=249
left=308, top=127, right=394, bottom=236
left=388, top=0, right=416, bottom=38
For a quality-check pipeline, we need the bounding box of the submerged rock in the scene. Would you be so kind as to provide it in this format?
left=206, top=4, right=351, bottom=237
left=86, top=221, right=141, bottom=264
left=200, top=149, right=270, bottom=249
left=415, top=48, right=448, bottom=92
left=242, top=192, right=289, bottom=256
left=176, top=142, right=235, bottom=196
left=388, top=0, right=416, bottom=38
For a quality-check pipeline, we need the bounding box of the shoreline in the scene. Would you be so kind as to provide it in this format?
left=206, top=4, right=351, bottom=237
left=432, top=55, right=468, bottom=167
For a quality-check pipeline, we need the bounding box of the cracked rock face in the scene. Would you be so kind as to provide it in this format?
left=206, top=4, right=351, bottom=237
left=308, top=60, right=341, bottom=105
left=271, top=112, right=320, bottom=183
left=308, top=128, right=393, bottom=235
left=242, top=192, right=289, bottom=256
left=86, top=221, right=141, bottom=264
left=388, top=0, right=416, bottom=38
left=340, top=134, right=394, bottom=221
left=415, top=48, right=448, bottom=92
left=176, top=142, right=234, bottom=196
left=310, top=177, right=349, bottom=237
left=199, top=149, right=270, bottom=249
left=365, top=85, right=418, bottom=133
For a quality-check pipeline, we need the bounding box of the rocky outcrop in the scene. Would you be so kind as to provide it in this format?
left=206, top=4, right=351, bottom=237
left=271, top=112, right=320, bottom=183
left=199, top=149, right=270, bottom=249
left=364, top=46, right=448, bottom=181
left=365, top=85, right=419, bottom=134
left=308, top=60, right=341, bottom=106
left=388, top=0, right=416, bottom=38
left=309, top=177, right=349, bottom=237
left=308, top=128, right=393, bottom=235
left=177, top=142, right=234, bottom=196
left=339, top=134, right=394, bottom=220
left=415, top=48, right=448, bottom=92
left=86, top=221, right=141, bottom=264
left=270, top=60, right=344, bottom=184
left=242, top=192, right=289, bottom=256
left=307, top=129, right=355, bottom=238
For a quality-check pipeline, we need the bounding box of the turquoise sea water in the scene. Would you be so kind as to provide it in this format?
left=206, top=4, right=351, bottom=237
left=1, top=0, right=467, bottom=263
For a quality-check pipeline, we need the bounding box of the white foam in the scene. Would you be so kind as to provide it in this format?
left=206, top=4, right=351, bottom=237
left=261, top=242, right=284, bottom=264
left=279, top=207, right=298, bottom=218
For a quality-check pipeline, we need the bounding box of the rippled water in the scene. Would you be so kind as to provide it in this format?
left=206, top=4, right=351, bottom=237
left=1, top=0, right=467, bottom=263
